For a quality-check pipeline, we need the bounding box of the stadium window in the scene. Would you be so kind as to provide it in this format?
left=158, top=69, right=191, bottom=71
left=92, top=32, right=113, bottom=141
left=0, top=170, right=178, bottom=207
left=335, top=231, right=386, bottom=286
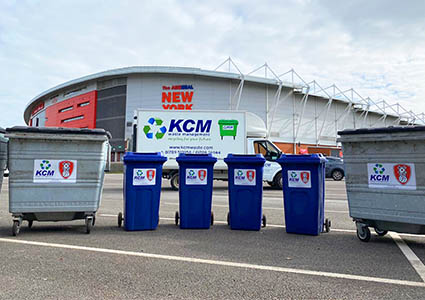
left=59, top=106, right=73, bottom=113
left=62, top=115, right=84, bottom=123
left=35, top=118, right=39, bottom=127
left=78, top=101, right=90, bottom=107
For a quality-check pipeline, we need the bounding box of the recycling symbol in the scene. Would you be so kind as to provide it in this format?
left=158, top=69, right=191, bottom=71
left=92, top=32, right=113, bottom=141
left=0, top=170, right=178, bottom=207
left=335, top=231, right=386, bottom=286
left=237, top=170, right=244, bottom=176
left=189, top=170, right=195, bottom=176
left=290, top=172, right=297, bottom=178
left=373, top=164, right=385, bottom=175
left=143, top=117, right=167, bottom=139
left=136, top=170, right=143, bottom=176
left=40, top=160, right=52, bottom=170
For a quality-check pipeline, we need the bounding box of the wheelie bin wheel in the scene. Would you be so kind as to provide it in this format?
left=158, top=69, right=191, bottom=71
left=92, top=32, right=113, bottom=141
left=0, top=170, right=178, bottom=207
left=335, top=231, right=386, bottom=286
left=324, top=218, right=331, bottom=233
left=118, top=212, right=123, bottom=228
left=85, top=217, right=92, bottom=234
left=227, top=212, right=230, bottom=226
left=375, top=228, right=388, bottom=237
left=262, top=215, right=266, bottom=228
left=12, top=220, right=20, bottom=236
left=175, top=211, right=179, bottom=226
left=356, top=225, right=371, bottom=242
left=211, top=212, right=214, bottom=226
left=28, top=220, right=33, bottom=229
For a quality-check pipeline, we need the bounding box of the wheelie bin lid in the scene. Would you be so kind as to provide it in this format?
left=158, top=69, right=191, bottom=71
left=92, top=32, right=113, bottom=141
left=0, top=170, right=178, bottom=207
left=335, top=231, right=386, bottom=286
left=218, top=120, right=239, bottom=125
left=0, top=127, right=5, bottom=134
left=123, top=152, right=167, bottom=163
left=176, top=153, right=217, bottom=164
left=277, top=154, right=326, bottom=165
left=224, top=154, right=266, bottom=165
left=338, top=125, right=425, bottom=135
left=6, top=126, right=111, bottom=138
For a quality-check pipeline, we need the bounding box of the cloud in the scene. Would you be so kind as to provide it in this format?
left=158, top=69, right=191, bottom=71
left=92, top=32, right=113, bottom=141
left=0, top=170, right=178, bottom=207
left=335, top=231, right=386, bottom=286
left=0, top=0, right=424, bottom=127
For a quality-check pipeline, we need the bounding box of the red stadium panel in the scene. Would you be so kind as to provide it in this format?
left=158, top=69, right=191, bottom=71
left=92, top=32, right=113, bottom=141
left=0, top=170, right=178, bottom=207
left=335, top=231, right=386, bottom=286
left=45, top=91, right=97, bottom=128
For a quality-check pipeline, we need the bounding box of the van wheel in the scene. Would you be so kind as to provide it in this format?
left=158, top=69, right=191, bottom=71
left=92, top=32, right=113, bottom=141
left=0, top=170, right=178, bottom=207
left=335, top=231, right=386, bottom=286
left=170, top=173, right=179, bottom=191
left=331, top=169, right=344, bottom=181
left=273, top=172, right=283, bottom=189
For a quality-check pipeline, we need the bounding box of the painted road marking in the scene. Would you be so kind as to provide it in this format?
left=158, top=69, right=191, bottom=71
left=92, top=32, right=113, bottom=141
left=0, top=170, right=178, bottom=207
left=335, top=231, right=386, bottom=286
left=390, top=232, right=425, bottom=282
left=0, top=237, right=423, bottom=288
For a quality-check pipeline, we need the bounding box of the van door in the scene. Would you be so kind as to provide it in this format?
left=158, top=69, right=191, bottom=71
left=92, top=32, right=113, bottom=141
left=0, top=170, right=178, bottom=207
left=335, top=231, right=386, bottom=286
left=253, top=140, right=281, bottom=181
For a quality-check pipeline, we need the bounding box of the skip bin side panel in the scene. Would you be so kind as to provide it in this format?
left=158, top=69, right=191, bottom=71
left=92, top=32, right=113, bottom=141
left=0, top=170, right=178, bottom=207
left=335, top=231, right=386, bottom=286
left=8, top=137, right=107, bottom=214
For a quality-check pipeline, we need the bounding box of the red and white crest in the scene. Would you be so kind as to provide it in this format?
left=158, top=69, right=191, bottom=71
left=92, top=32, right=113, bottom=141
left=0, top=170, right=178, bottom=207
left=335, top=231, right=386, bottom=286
left=147, top=169, right=155, bottom=181
left=198, top=169, right=207, bottom=181
left=393, top=164, right=411, bottom=185
left=59, top=161, right=74, bottom=179
left=246, top=170, right=255, bottom=182
left=300, top=171, right=310, bottom=184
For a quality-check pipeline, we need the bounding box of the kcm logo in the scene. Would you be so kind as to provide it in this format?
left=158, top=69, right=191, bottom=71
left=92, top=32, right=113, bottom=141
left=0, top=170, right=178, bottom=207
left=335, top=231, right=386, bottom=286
left=289, top=171, right=299, bottom=183
left=36, top=160, right=54, bottom=176
left=370, top=163, right=389, bottom=182
left=143, top=117, right=167, bottom=139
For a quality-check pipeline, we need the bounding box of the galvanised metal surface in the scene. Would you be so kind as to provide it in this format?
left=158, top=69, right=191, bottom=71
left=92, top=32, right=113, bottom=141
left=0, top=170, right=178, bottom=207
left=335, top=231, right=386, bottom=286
left=0, top=128, right=7, bottom=193
left=6, top=127, right=109, bottom=219
left=338, top=126, right=425, bottom=232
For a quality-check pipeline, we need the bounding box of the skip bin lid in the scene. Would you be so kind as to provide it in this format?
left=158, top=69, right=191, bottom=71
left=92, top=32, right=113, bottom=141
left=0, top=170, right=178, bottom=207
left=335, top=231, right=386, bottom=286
left=218, top=120, right=239, bottom=125
left=6, top=126, right=111, bottom=138
left=123, top=152, right=167, bottom=163
left=277, top=154, right=326, bottom=165
left=176, top=153, right=217, bottom=164
left=224, top=154, right=266, bottom=165
left=338, top=126, right=425, bottom=136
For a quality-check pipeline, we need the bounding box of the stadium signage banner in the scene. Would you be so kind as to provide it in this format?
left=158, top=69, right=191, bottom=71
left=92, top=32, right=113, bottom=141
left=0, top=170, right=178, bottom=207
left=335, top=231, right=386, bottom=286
left=162, top=85, right=194, bottom=110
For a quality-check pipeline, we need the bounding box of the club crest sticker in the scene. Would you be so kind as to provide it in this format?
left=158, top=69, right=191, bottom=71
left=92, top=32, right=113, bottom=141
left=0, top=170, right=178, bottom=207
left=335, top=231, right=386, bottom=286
left=186, top=168, right=208, bottom=185
left=234, top=169, right=256, bottom=186
left=133, top=168, right=156, bottom=186
left=368, top=163, right=416, bottom=190
left=33, top=159, right=77, bottom=183
left=287, top=170, right=311, bottom=188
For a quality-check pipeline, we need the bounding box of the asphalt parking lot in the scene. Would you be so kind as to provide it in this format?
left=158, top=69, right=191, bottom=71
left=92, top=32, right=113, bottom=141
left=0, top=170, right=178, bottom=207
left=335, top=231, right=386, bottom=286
left=1, top=174, right=425, bottom=299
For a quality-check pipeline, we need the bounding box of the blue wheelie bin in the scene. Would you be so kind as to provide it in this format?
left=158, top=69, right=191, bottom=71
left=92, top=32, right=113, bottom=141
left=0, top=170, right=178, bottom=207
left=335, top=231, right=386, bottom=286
left=224, top=154, right=266, bottom=230
left=119, top=152, right=167, bottom=231
left=176, top=153, right=217, bottom=229
left=277, top=154, right=330, bottom=235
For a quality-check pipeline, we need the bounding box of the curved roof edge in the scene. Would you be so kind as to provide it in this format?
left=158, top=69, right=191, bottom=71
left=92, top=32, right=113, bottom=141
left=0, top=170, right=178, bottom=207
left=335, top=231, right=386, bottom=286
left=24, top=66, right=291, bottom=123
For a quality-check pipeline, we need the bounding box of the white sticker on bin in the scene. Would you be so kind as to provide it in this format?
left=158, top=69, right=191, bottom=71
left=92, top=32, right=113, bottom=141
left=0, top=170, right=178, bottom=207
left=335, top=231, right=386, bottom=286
left=33, top=159, right=77, bottom=183
left=234, top=169, right=256, bottom=186
left=367, top=163, right=416, bottom=190
left=133, top=168, right=156, bottom=186
left=185, top=169, right=208, bottom=185
left=287, top=170, right=311, bottom=188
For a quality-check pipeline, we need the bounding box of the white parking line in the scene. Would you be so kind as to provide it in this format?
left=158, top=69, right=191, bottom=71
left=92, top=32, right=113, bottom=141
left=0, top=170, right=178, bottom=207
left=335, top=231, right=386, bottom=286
left=390, top=232, right=425, bottom=282
left=0, top=237, right=423, bottom=288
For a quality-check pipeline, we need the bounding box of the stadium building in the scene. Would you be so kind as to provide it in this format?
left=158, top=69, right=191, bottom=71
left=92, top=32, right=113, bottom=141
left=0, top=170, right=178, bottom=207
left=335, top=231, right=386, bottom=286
left=24, top=59, right=423, bottom=161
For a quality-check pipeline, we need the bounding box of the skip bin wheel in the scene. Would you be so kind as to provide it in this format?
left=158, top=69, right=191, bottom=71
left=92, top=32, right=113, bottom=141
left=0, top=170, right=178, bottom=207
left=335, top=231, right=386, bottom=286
left=356, top=225, right=371, bottom=242
left=175, top=211, right=179, bottom=226
left=227, top=212, right=230, bottom=226
left=28, top=220, right=33, bottom=229
left=324, top=218, right=331, bottom=233
left=12, top=221, right=20, bottom=236
left=85, top=217, right=92, bottom=234
left=262, top=215, right=267, bottom=228
left=211, top=212, right=214, bottom=226
left=375, top=228, right=388, bottom=237
left=118, top=212, right=123, bottom=228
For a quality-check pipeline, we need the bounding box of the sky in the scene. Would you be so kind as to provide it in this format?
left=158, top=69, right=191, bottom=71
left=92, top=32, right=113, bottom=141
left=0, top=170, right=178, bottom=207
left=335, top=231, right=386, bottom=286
left=1, top=0, right=425, bottom=127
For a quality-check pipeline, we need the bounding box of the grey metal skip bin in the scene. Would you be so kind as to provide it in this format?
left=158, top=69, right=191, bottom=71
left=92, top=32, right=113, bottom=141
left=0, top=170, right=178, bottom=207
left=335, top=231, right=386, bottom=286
left=338, top=126, right=425, bottom=242
left=6, top=126, right=110, bottom=236
left=0, top=127, right=7, bottom=193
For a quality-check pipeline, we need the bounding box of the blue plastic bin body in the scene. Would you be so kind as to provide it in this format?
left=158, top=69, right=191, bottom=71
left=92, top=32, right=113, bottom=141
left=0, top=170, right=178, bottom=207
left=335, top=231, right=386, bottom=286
left=123, top=152, right=167, bottom=231
left=277, top=154, right=326, bottom=235
left=176, top=153, right=217, bottom=229
left=224, top=154, right=266, bottom=230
